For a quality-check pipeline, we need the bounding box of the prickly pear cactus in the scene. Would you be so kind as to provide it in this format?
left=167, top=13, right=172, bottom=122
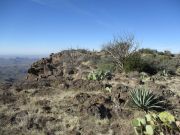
left=132, top=112, right=180, bottom=135
left=158, top=111, right=175, bottom=124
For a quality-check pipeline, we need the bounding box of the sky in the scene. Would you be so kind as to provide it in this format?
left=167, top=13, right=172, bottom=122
left=0, top=0, right=180, bottom=55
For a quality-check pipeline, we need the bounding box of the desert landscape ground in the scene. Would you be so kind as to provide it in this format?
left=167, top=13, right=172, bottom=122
left=1, top=0, right=180, bottom=134
left=0, top=41, right=180, bottom=135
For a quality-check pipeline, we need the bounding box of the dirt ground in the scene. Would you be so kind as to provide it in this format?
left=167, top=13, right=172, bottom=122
left=0, top=75, right=180, bottom=135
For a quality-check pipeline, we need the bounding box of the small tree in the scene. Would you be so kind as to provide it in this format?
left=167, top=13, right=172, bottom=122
left=102, top=35, right=139, bottom=72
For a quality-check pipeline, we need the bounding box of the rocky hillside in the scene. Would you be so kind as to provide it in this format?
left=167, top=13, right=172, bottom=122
left=0, top=50, right=180, bottom=135
left=15, top=50, right=108, bottom=91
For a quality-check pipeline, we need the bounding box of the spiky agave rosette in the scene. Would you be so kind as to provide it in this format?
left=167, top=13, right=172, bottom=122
left=130, top=87, right=165, bottom=112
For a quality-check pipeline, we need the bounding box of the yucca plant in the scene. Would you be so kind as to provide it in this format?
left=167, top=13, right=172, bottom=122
left=130, top=87, right=165, bottom=112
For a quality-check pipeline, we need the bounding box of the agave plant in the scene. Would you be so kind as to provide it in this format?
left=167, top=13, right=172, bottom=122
left=130, top=87, right=165, bottom=112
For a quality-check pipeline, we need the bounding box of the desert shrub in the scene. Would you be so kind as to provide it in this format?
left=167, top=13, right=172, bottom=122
left=139, top=49, right=174, bottom=57
left=140, top=53, right=179, bottom=75
left=137, top=49, right=178, bottom=75
left=63, top=49, right=87, bottom=66
left=132, top=112, right=180, bottom=135
left=139, top=48, right=158, bottom=54
left=140, top=61, right=158, bottom=75
left=123, top=52, right=142, bottom=72
left=123, top=52, right=158, bottom=74
left=130, top=87, right=165, bottom=112
left=160, top=58, right=179, bottom=75
left=157, top=51, right=165, bottom=55
left=97, top=56, right=116, bottom=72
left=87, top=53, right=101, bottom=65
left=82, top=55, right=99, bottom=64
left=164, top=50, right=171, bottom=56
left=102, top=34, right=138, bottom=72
left=108, top=46, right=178, bottom=75
left=76, top=49, right=89, bottom=54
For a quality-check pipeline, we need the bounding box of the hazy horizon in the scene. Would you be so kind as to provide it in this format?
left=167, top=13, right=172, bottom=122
left=0, top=47, right=179, bottom=57
left=0, top=54, right=48, bottom=59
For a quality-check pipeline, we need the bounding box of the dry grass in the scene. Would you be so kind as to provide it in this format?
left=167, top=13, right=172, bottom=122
left=1, top=75, right=180, bottom=135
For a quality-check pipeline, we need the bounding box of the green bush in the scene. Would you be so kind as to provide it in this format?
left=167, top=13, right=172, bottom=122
left=97, top=56, right=116, bottom=72
left=123, top=53, right=157, bottom=74
left=139, top=48, right=158, bottom=54
left=117, top=50, right=178, bottom=75
left=123, top=53, right=142, bottom=73
left=140, top=61, right=158, bottom=75
left=141, top=54, right=179, bottom=75
left=139, top=48, right=174, bottom=57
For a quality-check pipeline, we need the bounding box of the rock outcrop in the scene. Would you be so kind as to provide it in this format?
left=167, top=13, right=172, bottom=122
left=26, top=50, right=99, bottom=83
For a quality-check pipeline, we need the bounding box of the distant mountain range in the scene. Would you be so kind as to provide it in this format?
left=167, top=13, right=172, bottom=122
left=0, top=56, right=41, bottom=83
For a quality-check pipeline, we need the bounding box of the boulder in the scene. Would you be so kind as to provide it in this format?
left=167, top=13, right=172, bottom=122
left=87, top=103, right=112, bottom=119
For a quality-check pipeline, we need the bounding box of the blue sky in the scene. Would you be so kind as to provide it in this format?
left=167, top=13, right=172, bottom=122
left=0, top=0, right=180, bottom=55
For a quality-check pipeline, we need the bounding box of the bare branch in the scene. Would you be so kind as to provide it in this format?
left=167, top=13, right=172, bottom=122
left=102, top=34, right=139, bottom=72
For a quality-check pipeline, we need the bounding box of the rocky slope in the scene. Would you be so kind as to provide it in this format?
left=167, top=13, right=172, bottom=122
left=0, top=50, right=180, bottom=135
